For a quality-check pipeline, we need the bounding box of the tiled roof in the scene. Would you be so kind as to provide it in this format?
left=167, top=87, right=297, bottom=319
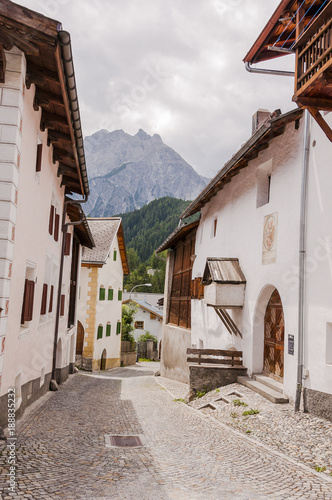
left=82, top=218, right=121, bottom=264
left=123, top=298, right=163, bottom=318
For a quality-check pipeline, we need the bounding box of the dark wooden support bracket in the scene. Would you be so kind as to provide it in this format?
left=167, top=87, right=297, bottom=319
left=308, top=107, right=332, bottom=142
left=0, top=44, right=6, bottom=83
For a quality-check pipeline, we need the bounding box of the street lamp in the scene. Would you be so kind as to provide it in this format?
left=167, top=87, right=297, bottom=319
left=129, top=283, right=152, bottom=299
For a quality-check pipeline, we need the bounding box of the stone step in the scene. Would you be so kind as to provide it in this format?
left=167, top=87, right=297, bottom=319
left=253, top=374, right=284, bottom=394
left=237, top=376, right=289, bottom=404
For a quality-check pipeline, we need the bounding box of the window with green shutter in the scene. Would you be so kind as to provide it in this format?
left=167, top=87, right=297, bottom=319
left=108, top=288, right=113, bottom=300
left=106, top=323, right=111, bottom=337
left=116, top=321, right=121, bottom=335
left=97, top=325, right=103, bottom=339
left=113, top=250, right=117, bottom=261
left=99, top=287, right=105, bottom=300
left=118, top=289, right=122, bottom=301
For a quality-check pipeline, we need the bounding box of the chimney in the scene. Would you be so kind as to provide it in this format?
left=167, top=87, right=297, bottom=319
left=252, top=109, right=271, bottom=134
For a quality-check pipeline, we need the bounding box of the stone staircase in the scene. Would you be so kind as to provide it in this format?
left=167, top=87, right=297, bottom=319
left=237, top=374, right=289, bottom=404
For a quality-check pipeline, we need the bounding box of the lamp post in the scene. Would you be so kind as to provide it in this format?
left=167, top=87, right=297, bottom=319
left=130, top=283, right=152, bottom=299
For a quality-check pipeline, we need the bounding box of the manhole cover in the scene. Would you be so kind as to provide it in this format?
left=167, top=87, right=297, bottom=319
left=105, top=434, right=147, bottom=448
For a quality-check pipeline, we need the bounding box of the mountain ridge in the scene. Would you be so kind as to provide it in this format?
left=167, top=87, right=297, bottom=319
left=84, top=129, right=209, bottom=216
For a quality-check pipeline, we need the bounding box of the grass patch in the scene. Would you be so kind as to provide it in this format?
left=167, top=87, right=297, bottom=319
left=242, top=409, right=260, bottom=416
left=232, top=399, right=248, bottom=407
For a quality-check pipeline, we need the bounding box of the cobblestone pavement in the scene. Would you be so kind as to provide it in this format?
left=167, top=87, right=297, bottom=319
left=0, top=363, right=332, bottom=499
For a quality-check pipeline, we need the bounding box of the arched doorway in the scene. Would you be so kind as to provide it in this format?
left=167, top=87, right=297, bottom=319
left=76, top=321, right=84, bottom=355
left=264, top=289, right=285, bottom=379
left=100, top=349, right=107, bottom=371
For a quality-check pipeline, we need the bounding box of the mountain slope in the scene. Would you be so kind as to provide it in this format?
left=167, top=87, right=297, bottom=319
left=117, top=197, right=193, bottom=262
left=84, top=129, right=209, bottom=216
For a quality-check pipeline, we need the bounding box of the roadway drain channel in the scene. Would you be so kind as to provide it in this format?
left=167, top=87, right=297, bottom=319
left=105, top=434, right=147, bottom=448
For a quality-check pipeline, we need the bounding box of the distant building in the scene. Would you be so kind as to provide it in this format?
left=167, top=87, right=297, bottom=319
left=0, top=1, right=94, bottom=428
left=122, top=298, right=163, bottom=344
left=77, top=218, right=129, bottom=371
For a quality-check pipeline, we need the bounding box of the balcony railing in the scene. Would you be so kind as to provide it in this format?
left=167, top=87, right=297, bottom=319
left=295, top=11, right=332, bottom=97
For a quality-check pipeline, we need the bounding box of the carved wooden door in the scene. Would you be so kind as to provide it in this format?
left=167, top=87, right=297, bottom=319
left=264, top=289, right=284, bottom=379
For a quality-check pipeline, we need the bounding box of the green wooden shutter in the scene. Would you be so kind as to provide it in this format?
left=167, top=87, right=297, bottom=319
left=113, top=250, right=117, bottom=261
left=99, top=287, right=105, bottom=300
left=97, top=325, right=103, bottom=339
left=116, top=321, right=121, bottom=335
left=118, top=290, right=122, bottom=301
left=106, top=323, right=111, bottom=337
left=108, top=288, right=113, bottom=300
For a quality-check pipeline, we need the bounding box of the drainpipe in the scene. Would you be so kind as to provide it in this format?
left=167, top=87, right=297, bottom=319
left=245, top=62, right=294, bottom=77
left=50, top=197, right=88, bottom=390
left=295, top=110, right=311, bottom=412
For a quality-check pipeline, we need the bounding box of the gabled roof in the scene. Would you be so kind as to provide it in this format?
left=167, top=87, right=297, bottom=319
left=0, top=0, right=88, bottom=196
left=244, top=0, right=332, bottom=64
left=156, top=219, right=199, bottom=253
left=122, top=299, right=163, bottom=319
left=202, top=258, right=246, bottom=285
left=179, top=108, right=303, bottom=220
left=82, top=218, right=129, bottom=274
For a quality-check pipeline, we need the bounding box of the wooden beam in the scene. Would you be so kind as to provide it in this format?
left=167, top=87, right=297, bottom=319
left=57, top=163, right=77, bottom=178
left=26, top=63, right=59, bottom=88
left=35, top=88, right=64, bottom=108
left=47, top=130, right=72, bottom=143
left=0, top=3, right=59, bottom=39
left=60, top=175, right=80, bottom=188
left=308, top=107, right=332, bottom=142
left=53, top=147, right=75, bottom=162
left=0, top=28, right=39, bottom=57
left=41, top=110, right=68, bottom=129
left=294, top=96, right=332, bottom=112
left=0, top=45, right=6, bottom=83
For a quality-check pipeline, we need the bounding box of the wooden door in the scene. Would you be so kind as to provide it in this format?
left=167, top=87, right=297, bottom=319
left=264, top=289, right=284, bottom=379
left=76, top=321, right=84, bottom=355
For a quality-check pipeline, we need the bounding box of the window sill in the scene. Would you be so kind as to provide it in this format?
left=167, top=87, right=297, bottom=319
left=18, top=327, right=29, bottom=340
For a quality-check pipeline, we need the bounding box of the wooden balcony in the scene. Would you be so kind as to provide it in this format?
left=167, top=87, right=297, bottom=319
left=293, top=3, right=332, bottom=111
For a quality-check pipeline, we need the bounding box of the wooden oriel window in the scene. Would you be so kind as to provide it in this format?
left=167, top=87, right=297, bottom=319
left=35, top=144, right=42, bottom=173
left=60, top=294, right=65, bottom=317
left=40, top=283, right=48, bottom=315
left=168, top=229, right=196, bottom=329
left=21, top=279, right=35, bottom=324
left=49, top=285, right=54, bottom=313
left=49, top=205, right=55, bottom=235
left=64, top=233, right=71, bottom=256
left=54, top=212, right=60, bottom=242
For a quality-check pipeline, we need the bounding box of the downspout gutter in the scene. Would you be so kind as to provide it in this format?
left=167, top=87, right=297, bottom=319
left=245, top=62, right=294, bottom=77
left=295, top=109, right=311, bottom=412
left=50, top=197, right=88, bottom=389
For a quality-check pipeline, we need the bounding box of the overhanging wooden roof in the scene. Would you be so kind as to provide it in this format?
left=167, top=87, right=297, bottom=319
left=66, top=202, right=94, bottom=249
left=0, top=0, right=89, bottom=197
left=156, top=219, right=199, bottom=253
left=244, top=0, right=331, bottom=64
left=180, top=108, right=303, bottom=220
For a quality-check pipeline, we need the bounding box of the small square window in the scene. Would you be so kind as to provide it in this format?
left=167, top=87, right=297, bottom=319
left=135, top=321, right=144, bottom=329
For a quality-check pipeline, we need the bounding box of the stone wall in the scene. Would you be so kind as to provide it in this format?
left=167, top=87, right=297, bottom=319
left=303, top=388, right=332, bottom=422
left=189, top=365, right=247, bottom=392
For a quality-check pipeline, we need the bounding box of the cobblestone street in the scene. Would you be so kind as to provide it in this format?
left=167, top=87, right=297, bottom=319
left=1, top=363, right=332, bottom=499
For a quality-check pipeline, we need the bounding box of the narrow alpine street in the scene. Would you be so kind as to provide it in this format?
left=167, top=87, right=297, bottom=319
left=1, top=363, right=331, bottom=500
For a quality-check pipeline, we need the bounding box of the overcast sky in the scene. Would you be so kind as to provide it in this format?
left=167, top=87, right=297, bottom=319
left=19, top=0, right=295, bottom=178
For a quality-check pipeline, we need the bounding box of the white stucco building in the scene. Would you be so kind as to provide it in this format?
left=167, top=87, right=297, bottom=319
left=0, top=1, right=94, bottom=428
left=77, top=218, right=129, bottom=371
left=158, top=108, right=332, bottom=420
left=122, top=297, right=163, bottom=343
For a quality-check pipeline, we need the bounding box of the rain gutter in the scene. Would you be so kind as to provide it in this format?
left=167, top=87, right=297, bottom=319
left=245, top=62, right=294, bottom=77
left=57, top=30, right=89, bottom=197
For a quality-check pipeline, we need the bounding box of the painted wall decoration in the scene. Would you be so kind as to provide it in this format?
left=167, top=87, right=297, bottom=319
left=262, top=212, right=278, bottom=265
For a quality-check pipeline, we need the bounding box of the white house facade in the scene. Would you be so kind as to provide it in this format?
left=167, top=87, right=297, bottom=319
left=158, top=108, right=332, bottom=420
left=0, top=2, right=94, bottom=428
left=77, top=218, right=129, bottom=371
left=122, top=298, right=163, bottom=343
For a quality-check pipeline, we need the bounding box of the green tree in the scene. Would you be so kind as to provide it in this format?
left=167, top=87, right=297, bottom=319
left=121, top=303, right=138, bottom=343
